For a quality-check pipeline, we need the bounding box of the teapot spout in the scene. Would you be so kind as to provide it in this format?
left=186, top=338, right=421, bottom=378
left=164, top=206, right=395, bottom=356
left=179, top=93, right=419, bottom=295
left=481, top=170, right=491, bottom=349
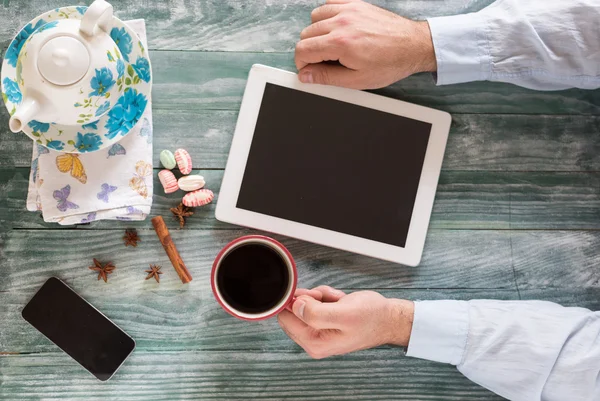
left=9, top=96, right=41, bottom=133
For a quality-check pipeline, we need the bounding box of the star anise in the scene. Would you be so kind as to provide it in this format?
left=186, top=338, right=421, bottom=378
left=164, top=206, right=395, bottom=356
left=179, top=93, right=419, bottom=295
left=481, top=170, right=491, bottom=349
left=145, top=264, right=163, bottom=283
left=170, top=202, right=194, bottom=228
left=123, top=228, right=140, bottom=247
left=89, top=259, right=116, bottom=283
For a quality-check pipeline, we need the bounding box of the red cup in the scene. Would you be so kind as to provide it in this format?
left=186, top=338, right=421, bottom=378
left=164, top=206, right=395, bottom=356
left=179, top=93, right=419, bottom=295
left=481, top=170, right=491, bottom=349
left=211, top=235, right=298, bottom=321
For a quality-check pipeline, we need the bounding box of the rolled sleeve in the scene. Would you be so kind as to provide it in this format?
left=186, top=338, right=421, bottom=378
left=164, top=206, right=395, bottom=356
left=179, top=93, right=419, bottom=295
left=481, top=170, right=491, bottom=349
left=406, top=300, right=470, bottom=365
left=427, top=12, right=492, bottom=86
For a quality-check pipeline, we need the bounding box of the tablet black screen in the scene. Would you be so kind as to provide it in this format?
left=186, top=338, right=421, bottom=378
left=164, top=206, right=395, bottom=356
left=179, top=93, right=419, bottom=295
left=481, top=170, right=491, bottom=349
left=237, top=83, right=432, bottom=248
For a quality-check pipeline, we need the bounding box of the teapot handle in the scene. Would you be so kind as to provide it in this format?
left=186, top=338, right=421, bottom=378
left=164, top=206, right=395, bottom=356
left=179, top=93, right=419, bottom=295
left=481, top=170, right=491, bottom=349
left=80, top=0, right=114, bottom=37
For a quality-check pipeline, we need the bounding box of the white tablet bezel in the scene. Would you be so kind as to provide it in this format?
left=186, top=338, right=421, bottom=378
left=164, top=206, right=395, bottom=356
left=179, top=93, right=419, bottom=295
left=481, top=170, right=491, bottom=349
left=216, top=64, right=451, bottom=266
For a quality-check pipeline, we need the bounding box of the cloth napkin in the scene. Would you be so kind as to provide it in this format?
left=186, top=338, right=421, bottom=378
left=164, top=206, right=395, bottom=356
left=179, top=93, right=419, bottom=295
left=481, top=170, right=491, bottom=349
left=26, top=19, right=153, bottom=225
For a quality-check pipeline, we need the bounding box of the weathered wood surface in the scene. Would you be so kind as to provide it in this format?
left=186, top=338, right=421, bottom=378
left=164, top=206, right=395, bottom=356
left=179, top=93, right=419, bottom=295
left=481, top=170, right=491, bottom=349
left=2, top=169, right=599, bottom=230
left=0, top=229, right=516, bottom=292
left=513, top=231, right=600, bottom=289
left=1, top=0, right=599, bottom=400
left=3, top=229, right=598, bottom=292
left=2, top=109, right=600, bottom=169
left=0, top=350, right=510, bottom=401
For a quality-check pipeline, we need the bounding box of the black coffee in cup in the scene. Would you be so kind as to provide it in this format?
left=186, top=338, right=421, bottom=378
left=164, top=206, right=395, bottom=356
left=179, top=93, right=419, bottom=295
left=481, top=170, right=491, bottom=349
left=216, top=243, right=290, bottom=314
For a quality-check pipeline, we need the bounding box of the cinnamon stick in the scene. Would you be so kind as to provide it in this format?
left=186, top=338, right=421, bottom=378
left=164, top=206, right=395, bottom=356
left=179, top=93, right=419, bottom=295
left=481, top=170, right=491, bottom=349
left=151, top=216, right=193, bottom=283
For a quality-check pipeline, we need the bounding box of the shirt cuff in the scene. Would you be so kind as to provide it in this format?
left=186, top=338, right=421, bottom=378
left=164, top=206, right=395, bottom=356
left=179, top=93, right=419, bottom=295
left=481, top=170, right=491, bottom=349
left=427, top=12, right=492, bottom=86
left=406, top=300, right=469, bottom=365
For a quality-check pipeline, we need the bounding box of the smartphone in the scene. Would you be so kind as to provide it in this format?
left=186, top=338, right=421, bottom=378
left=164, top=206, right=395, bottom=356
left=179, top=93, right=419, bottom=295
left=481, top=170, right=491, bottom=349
left=22, top=277, right=135, bottom=381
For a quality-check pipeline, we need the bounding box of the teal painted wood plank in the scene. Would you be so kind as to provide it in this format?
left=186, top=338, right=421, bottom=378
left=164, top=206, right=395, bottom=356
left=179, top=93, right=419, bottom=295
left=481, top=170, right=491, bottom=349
left=513, top=231, right=600, bottom=289
left=434, top=171, right=600, bottom=230
left=3, top=229, right=595, bottom=296
left=0, top=0, right=493, bottom=52
left=1, top=109, right=600, bottom=170
left=0, top=349, right=507, bottom=401
left=2, top=169, right=599, bottom=230
left=0, top=289, right=517, bottom=353
left=507, top=173, right=600, bottom=229
left=519, top=288, right=600, bottom=311
left=0, top=229, right=516, bottom=293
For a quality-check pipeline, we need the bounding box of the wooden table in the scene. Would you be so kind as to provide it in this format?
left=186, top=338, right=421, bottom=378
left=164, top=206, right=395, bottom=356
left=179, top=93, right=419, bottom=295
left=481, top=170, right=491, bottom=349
left=1, top=1, right=599, bottom=400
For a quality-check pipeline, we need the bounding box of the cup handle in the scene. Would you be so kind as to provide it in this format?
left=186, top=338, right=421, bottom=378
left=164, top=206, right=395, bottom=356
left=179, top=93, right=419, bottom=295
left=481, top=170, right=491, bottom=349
left=80, top=0, right=114, bottom=37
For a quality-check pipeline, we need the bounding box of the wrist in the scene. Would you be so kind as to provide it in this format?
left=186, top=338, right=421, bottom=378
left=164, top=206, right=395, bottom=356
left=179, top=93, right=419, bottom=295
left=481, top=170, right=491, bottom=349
left=412, top=21, right=437, bottom=73
left=384, top=299, right=415, bottom=347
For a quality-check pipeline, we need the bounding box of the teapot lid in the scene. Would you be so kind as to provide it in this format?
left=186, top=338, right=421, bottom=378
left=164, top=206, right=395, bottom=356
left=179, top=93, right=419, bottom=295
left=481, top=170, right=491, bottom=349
left=38, top=36, right=90, bottom=86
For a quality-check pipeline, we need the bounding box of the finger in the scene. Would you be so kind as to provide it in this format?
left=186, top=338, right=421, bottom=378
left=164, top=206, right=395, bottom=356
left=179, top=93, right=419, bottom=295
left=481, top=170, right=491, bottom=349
left=277, top=310, right=311, bottom=345
left=311, top=285, right=346, bottom=302
left=295, top=286, right=345, bottom=302
left=295, top=36, right=342, bottom=70
left=295, top=36, right=339, bottom=70
left=279, top=311, right=339, bottom=359
left=298, top=63, right=364, bottom=89
left=326, top=0, right=362, bottom=4
left=292, top=295, right=343, bottom=329
left=311, top=4, right=344, bottom=23
left=295, top=288, right=325, bottom=301
left=301, top=19, right=335, bottom=40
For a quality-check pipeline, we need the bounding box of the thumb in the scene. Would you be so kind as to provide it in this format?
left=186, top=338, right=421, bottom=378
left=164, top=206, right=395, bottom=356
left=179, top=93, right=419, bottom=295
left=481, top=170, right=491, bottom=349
left=298, top=64, right=361, bottom=89
left=292, top=295, right=343, bottom=329
left=327, top=0, right=363, bottom=3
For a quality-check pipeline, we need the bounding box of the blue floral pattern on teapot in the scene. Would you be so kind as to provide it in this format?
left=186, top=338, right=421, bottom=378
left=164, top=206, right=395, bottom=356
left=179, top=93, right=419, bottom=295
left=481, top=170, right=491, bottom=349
left=1, top=5, right=152, bottom=154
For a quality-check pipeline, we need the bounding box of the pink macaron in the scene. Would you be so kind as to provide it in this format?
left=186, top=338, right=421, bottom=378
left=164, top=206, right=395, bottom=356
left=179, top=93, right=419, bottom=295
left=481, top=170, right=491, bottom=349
left=158, top=169, right=179, bottom=194
left=182, top=189, right=214, bottom=207
left=174, top=149, right=192, bottom=175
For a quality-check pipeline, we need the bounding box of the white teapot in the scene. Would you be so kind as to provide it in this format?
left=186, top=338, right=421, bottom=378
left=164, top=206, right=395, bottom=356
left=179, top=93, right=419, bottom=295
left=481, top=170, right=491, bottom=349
left=9, top=0, right=124, bottom=132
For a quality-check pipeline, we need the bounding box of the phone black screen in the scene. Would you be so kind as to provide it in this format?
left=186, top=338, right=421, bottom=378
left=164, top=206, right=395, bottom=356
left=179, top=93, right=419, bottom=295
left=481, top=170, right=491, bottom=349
left=236, top=83, right=432, bottom=248
left=22, top=277, right=135, bottom=381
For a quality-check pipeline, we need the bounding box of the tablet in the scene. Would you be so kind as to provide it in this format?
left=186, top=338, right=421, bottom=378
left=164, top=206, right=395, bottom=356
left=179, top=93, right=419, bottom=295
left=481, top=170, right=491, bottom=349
left=216, top=65, right=451, bottom=266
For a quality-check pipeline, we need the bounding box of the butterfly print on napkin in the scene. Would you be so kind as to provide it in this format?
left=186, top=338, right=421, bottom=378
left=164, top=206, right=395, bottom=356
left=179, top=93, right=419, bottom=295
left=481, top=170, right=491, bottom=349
left=107, top=143, right=126, bottom=158
left=129, top=160, right=152, bottom=198
left=53, top=184, right=79, bottom=212
left=97, top=183, right=118, bottom=203
left=56, top=154, right=87, bottom=184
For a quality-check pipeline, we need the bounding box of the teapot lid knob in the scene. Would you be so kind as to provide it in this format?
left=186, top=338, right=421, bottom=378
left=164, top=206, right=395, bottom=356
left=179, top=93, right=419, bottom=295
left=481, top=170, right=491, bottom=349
left=38, top=36, right=90, bottom=86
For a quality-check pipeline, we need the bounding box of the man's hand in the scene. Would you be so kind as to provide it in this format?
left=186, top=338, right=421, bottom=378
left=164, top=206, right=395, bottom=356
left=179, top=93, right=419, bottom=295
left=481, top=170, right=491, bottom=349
left=295, top=0, right=436, bottom=89
left=277, top=286, right=415, bottom=359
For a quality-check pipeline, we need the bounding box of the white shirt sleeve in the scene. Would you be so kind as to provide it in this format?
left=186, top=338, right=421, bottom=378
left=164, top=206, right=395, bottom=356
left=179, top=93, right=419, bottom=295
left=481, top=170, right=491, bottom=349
left=426, top=0, right=600, bottom=90
left=406, top=300, right=600, bottom=401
